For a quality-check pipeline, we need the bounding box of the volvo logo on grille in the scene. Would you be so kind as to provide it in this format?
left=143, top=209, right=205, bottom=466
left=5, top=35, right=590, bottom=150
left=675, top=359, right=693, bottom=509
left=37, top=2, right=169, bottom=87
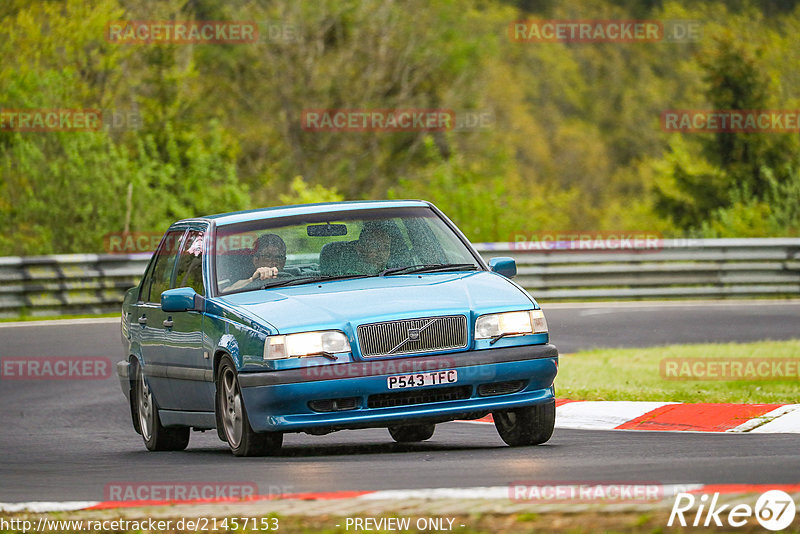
left=387, top=318, right=439, bottom=354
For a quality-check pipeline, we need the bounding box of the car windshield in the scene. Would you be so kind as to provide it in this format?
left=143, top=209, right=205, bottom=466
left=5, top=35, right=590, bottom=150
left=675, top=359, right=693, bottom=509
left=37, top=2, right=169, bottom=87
left=214, top=206, right=481, bottom=295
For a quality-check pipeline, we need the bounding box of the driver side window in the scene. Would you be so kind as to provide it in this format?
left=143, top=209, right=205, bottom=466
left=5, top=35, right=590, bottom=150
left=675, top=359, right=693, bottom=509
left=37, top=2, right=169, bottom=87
left=145, top=230, right=184, bottom=303
left=174, top=230, right=205, bottom=295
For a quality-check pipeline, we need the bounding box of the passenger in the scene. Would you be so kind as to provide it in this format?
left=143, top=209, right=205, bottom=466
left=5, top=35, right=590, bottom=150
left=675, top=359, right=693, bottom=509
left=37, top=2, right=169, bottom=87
left=226, top=234, right=286, bottom=291
left=351, top=224, right=392, bottom=275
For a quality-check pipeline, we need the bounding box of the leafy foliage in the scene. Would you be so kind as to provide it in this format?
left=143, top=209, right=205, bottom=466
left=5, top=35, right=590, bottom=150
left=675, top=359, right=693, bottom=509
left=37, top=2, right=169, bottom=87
left=2, top=0, right=799, bottom=255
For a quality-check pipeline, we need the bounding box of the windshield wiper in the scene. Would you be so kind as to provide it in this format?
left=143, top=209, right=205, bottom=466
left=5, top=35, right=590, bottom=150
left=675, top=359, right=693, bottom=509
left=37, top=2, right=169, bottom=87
left=262, top=274, right=371, bottom=289
left=380, top=263, right=479, bottom=276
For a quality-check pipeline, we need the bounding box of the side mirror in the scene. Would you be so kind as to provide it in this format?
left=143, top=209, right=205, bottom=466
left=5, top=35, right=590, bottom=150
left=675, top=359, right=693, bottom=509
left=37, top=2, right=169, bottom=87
left=488, top=257, right=517, bottom=278
left=161, top=287, right=199, bottom=313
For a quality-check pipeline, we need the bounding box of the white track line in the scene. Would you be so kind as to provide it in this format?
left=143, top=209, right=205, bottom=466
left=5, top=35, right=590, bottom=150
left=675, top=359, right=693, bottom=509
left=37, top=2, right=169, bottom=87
left=726, top=404, right=800, bottom=433
left=555, top=401, right=676, bottom=430
left=0, top=501, right=100, bottom=512
left=746, top=404, right=800, bottom=433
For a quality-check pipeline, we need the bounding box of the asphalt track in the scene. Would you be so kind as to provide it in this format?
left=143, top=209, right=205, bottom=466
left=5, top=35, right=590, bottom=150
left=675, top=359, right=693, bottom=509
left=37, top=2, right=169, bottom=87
left=1, top=301, right=799, bottom=503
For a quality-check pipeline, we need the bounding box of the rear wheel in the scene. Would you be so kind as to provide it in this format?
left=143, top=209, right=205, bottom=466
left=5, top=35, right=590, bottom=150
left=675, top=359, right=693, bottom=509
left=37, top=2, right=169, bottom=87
left=493, top=401, right=555, bottom=446
left=217, top=358, right=282, bottom=457
left=135, top=364, right=189, bottom=451
left=388, top=423, right=436, bottom=443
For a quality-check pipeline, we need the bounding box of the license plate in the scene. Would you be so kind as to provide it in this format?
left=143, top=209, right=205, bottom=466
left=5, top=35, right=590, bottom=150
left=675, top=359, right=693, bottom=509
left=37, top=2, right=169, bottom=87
left=387, top=370, right=458, bottom=389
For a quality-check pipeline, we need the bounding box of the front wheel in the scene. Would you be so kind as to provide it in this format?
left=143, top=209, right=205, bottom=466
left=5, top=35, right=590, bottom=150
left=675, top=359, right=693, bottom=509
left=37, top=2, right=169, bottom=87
left=217, top=358, right=282, bottom=457
left=134, top=364, right=189, bottom=451
left=493, top=401, right=555, bottom=447
left=388, top=423, right=436, bottom=443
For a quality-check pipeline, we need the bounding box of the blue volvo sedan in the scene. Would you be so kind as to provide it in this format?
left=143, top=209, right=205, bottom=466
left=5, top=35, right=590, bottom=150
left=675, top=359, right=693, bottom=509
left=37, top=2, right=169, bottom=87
left=118, top=200, right=558, bottom=456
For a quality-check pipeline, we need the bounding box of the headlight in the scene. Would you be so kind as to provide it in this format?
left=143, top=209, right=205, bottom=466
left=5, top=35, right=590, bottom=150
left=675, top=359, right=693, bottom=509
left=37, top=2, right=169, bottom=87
left=475, top=310, right=548, bottom=342
left=264, top=330, right=351, bottom=360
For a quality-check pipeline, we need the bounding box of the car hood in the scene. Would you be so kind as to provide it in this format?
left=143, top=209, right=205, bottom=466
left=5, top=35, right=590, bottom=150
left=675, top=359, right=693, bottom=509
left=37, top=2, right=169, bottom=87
left=216, top=272, right=535, bottom=333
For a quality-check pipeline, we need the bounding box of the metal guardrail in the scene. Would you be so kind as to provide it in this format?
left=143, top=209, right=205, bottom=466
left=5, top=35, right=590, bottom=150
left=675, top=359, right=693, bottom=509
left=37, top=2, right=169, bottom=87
left=479, top=238, right=800, bottom=300
left=1, top=239, right=798, bottom=318
left=0, top=253, right=151, bottom=318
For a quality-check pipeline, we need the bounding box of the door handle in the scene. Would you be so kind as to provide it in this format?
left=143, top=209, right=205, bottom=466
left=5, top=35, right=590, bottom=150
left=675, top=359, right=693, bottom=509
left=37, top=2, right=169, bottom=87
left=138, top=315, right=147, bottom=325
left=163, top=318, right=174, bottom=328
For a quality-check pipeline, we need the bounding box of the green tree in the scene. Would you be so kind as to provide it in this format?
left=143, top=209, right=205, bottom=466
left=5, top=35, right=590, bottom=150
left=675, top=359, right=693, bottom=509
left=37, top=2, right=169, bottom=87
left=654, top=28, right=800, bottom=235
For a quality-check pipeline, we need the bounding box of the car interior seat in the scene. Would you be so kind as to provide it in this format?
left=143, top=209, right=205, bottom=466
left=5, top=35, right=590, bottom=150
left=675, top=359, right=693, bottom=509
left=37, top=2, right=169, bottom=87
left=319, top=240, right=357, bottom=277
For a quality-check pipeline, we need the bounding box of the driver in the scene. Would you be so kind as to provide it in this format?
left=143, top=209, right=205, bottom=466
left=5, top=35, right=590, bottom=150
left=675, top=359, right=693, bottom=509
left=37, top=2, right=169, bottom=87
left=226, top=234, right=286, bottom=291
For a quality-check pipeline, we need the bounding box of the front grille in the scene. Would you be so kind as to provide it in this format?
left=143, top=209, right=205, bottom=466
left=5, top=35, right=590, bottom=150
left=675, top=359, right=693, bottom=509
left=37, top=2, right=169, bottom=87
left=477, top=380, right=527, bottom=397
left=357, top=315, right=468, bottom=358
left=308, top=397, right=359, bottom=412
left=367, top=385, right=472, bottom=408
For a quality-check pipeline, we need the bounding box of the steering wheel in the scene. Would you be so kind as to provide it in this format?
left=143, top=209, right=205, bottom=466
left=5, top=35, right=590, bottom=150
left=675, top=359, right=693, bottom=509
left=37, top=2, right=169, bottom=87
left=241, top=271, right=292, bottom=288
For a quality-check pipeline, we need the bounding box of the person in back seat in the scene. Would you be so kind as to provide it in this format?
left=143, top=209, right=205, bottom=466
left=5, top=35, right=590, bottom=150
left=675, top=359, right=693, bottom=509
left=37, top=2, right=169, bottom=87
left=348, top=224, right=392, bottom=275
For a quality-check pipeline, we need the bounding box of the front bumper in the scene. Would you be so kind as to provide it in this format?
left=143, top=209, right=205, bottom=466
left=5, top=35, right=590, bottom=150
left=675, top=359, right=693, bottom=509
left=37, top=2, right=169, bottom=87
left=238, top=343, right=558, bottom=432
left=117, top=360, right=131, bottom=400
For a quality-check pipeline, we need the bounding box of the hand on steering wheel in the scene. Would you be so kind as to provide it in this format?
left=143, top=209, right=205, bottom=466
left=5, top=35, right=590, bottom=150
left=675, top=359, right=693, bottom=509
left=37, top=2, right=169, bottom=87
left=250, top=266, right=280, bottom=281
left=240, top=268, right=292, bottom=288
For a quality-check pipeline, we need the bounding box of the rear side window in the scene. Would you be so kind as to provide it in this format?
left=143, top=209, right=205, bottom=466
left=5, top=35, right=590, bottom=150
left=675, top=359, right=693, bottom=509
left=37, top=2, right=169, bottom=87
left=144, top=230, right=184, bottom=303
left=174, top=230, right=205, bottom=295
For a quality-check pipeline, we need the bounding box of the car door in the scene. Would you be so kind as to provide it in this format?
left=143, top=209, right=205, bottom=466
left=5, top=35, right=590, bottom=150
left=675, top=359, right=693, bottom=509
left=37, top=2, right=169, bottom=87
left=136, top=228, right=184, bottom=410
left=162, top=227, right=214, bottom=412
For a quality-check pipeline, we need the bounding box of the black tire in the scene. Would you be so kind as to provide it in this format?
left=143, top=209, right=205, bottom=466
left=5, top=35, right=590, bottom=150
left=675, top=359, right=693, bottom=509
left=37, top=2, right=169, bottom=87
left=217, top=358, right=283, bottom=457
left=388, top=423, right=436, bottom=443
left=134, top=363, right=190, bottom=451
left=493, top=401, right=555, bottom=447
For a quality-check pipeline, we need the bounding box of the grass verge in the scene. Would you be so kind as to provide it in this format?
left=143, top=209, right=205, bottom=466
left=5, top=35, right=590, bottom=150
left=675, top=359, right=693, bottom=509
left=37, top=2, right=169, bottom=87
left=556, top=340, right=800, bottom=403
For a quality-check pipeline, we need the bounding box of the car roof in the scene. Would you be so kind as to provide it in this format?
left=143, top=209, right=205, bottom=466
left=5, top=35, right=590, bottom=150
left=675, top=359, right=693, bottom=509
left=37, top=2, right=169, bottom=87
left=191, top=200, right=432, bottom=226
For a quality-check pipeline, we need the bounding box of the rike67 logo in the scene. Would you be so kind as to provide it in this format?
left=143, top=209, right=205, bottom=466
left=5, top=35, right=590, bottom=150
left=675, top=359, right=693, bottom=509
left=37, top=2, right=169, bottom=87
left=669, top=490, right=796, bottom=531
